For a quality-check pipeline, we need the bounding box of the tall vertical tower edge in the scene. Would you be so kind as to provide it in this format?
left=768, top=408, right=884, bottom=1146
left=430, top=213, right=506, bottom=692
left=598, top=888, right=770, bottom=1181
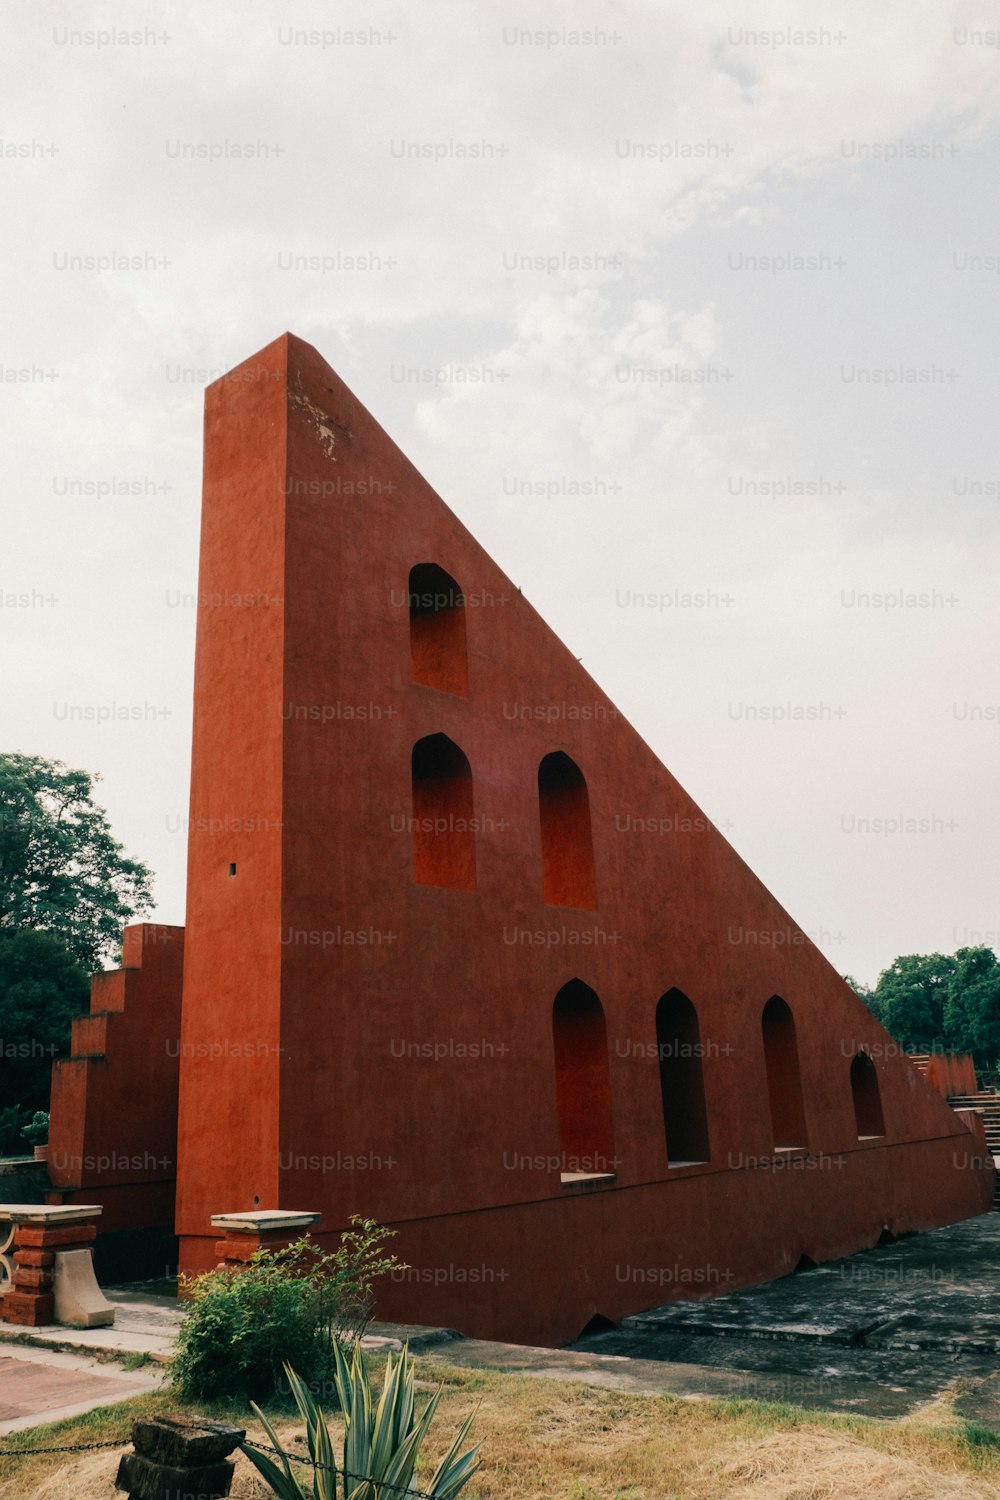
left=166, top=332, right=992, bottom=1344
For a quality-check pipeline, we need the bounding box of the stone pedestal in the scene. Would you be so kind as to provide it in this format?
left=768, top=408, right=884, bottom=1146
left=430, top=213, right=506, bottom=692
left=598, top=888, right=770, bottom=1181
left=211, top=1209, right=321, bottom=1269
left=0, top=1205, right=114, bottom=1328
left=116, top=1415, right=245, bottom=1500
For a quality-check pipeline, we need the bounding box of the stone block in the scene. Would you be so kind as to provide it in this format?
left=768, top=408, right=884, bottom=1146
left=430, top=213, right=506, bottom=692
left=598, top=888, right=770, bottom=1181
left=213, top=1235, right=262, bottom=1262
left=131, top=1415, right=246, bottom=1465
left=116, top=1416, right=245, bottom=1500
left=52, top=1247, right=115, bottom=1328
left=15, top=1223, right=96, bottom=1250
left=115, top=1451, right=237, bottom=1500
left=14, top=1248, right=55, bottom=1268
left=11, top=1265, right=53, bottom=1290
left=2, top=1291, right=54, bottom=1326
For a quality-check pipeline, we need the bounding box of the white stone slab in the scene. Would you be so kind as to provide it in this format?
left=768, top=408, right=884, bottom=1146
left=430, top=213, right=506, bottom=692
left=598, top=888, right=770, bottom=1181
left=211, top=1210, right=321, bottom=1233
left=0, top=1205, right=103, bottom=1226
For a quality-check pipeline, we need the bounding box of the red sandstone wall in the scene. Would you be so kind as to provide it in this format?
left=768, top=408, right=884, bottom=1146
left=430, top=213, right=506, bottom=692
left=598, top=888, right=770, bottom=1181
left=173, top=345, right=288, bottom=1234
left=174, top=335, right=993, bottom=1344
left=925, top=1053, right=979, bottom=1098
left=48, top=924, right=183, bottom=1234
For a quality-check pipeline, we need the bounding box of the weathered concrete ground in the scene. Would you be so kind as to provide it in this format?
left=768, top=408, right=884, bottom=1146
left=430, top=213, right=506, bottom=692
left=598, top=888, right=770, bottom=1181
left=570, top=1211, right=1000, bottom=1425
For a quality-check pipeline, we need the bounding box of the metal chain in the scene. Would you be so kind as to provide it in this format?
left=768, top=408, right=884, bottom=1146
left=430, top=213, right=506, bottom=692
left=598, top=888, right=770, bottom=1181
left=0, top=1438, right=128, bottom=1456
left=242, top=1435, right=440, bottom=1497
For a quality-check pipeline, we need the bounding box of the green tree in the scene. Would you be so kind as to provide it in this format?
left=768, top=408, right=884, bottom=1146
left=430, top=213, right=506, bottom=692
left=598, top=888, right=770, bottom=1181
left=942, top=947, right=1000, bottom=1066
left=0, top=753, right=153, bottom=971
left=866, top=946, right=1000, bottom=1072
left=0, top=931, right=89, bottom=1149
left=870, top=951, right=957, bottom=1054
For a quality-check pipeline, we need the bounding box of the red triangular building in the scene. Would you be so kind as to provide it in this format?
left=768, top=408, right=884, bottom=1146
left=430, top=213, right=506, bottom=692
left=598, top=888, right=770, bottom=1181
left=49, top=335, right=994, bottom=1344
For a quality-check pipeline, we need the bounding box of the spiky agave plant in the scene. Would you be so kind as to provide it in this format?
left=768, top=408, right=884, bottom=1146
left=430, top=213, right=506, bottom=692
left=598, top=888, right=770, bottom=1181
left=241, top=1340, right=480, bottom=1499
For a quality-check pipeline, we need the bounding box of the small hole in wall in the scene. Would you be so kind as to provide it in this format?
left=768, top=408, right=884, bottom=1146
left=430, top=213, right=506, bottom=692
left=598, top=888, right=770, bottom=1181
left=229, top=862, right=237, bottom=876
left=252, top=1195, right=260, bottom=1208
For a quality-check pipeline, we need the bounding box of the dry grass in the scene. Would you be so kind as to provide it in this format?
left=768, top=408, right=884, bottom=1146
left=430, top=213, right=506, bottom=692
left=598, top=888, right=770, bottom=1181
left=713, top=1429, right=1000, bottom=1499
left=2, top=1357, right=999, bottom=1499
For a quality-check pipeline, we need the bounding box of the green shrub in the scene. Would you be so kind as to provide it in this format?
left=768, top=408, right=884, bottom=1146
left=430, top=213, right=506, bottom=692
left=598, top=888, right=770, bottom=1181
left=171, top=1216, right=404, bottom=1405
left=242, top=1343, right=480, bottom=1498
left=20, top=1111, right=48, bottom=1147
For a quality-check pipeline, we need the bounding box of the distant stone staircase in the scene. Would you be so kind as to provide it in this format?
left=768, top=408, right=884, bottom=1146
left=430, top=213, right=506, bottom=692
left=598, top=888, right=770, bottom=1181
left=906, top=1053, right=999, bottom=1209
left=946, top=1087, right=1000, bottom=1206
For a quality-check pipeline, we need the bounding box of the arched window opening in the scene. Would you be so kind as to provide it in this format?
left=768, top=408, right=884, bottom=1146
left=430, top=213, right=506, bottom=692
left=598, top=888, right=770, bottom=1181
left=851, top=1050, right=885, bottom=1139
left=656, top=989, right=710, bottom=1165
left=408, top=563, right=468, bottom=695
left=761, top=995, right=808, bottom=1150
left=552, top=979, right=614, bottom=1180
left=538, top=752, right=596, bottom=909
left=410, top=734, right=476, bottom=891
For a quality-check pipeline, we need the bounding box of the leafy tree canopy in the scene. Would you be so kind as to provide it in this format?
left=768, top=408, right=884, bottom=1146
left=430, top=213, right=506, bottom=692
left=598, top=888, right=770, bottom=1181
left=942, top=947, right=1000, bottom=1067
left=871, top=951, right=957, bottom=1054
left=849, top=947, right=1000, bottom=1068
left=0, top=752, right=153, bottom=971
left=0, top=929, right=89, bottom=1146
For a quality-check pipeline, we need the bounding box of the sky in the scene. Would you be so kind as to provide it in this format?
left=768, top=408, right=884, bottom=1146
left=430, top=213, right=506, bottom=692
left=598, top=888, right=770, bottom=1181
left=4, top=0, right=999, bottom=985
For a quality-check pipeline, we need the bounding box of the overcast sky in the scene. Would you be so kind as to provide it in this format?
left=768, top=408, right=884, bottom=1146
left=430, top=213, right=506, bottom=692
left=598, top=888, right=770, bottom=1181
left=4, top=0, right=999, bottom=984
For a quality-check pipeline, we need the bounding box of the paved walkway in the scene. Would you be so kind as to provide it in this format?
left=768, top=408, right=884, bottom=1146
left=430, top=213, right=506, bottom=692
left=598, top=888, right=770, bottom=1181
left=0, top=1344, right=161, bottom=1436
left=0, top=1294, right=456, bottom=1364
left=0, top=1288, right=182, bottom=1363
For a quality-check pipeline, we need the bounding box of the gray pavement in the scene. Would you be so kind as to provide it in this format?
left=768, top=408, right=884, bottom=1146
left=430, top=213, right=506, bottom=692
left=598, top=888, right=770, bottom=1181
left=570, top=1211, right=1000, bottom=1421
